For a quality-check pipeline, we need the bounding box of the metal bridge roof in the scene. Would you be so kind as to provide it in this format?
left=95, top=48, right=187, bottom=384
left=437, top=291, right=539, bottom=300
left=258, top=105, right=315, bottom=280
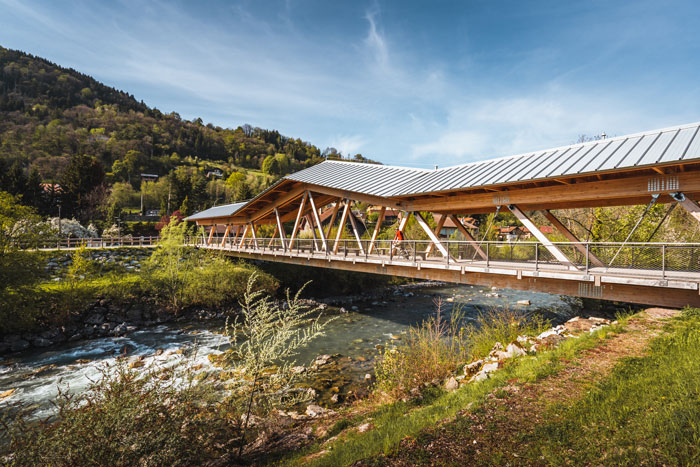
left=284, top=160, right=429, bottom=196
left=390, top=121, right=700, bottom=196
left=185, top=201, right=249, bottom=221
left=187, top=122, right=700, bottom=221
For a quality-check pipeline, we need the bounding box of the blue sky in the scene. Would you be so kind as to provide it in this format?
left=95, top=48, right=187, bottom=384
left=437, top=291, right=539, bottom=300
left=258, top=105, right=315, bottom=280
left=1, top=0, right=700, bottom=167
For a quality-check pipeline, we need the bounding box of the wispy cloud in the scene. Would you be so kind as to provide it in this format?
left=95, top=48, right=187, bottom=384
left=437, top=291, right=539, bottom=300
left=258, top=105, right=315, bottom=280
left=1, top=0, right=698, bottom=167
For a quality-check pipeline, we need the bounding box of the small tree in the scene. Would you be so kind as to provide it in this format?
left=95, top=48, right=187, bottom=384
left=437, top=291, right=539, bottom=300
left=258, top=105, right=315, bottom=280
left=225, top=274, right=333, bottom=457
left=146, top=219, right=193, bottom=311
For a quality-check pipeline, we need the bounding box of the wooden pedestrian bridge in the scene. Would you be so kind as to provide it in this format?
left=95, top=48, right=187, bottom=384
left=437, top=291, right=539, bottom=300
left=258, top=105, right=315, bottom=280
left=184, top=121, right=700, bottom=308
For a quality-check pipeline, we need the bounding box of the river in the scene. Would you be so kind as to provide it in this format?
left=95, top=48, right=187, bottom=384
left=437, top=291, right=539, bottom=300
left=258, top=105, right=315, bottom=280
left=0, top=283, right=577, bottom=418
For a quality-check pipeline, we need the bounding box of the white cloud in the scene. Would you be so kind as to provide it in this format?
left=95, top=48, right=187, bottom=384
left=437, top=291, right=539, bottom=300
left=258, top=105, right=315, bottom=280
left=328, top=134, right=367, bottom=155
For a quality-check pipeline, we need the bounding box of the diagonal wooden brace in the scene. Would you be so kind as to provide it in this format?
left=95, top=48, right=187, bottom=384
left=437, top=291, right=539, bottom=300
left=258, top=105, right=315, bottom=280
left=508, top=205, right=577, bottom=270
left=308, top=191, right=329, bottom=251
left=425, top=214, right=447, bottom=256
left=447, top=214, right=488, bottom=260
left=673, top=192, right=700, bottom=223
left=414, top=211, right=448, bottom=257
left=542, top=210, right=604, bottom=267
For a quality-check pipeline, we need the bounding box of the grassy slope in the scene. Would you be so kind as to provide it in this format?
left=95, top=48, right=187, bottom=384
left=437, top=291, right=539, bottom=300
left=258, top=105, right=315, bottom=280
left=316, top=308, right=699, bottom=466
left=280, top=320, right=628, bottom=466
left=529, top=308, right=700, bottom=465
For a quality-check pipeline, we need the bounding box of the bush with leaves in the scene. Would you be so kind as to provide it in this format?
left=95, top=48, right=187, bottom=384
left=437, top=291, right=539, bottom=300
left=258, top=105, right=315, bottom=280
left=375, top=299, right=469, bottom=399
left=222, top=273, right=333, bottom=456
left=1, top=359, right=234, bottom=466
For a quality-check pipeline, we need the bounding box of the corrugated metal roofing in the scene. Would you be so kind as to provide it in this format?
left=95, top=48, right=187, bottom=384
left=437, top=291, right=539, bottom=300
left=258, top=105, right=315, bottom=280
left=389, top=121, right=700, bottom=196
left=185, top=201, right=249, bottom=221
left=284, top=160, right=429, bottom=196
left=188, top=122, right=700, bottom=221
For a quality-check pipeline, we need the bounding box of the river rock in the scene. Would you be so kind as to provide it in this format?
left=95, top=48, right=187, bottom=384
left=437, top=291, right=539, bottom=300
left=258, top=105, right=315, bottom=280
left=516, top=299, right=531, bottom=306
left=505, top=343, right=526, bottom=358
left=357, top=422, right=373, bottom=433
left=464, top=359, right=484, bottom=375
left=306, top=404, right=332, bottom=418
left=444, top=376, right=459, bottom=391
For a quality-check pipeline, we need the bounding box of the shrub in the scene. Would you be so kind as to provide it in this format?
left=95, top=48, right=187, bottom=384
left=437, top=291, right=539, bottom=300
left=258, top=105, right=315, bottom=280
left=375, top=299, right=469, bottom=399
left=0, top=360, right=235, bottom=466
left=464, top=306, right=549, bottom=360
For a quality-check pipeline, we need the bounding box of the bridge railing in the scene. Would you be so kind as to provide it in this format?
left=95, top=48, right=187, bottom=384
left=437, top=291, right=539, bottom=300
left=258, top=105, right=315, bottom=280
left=198, top=236, right=700, bottom=278
left=13, top=236, right=161, bottom=250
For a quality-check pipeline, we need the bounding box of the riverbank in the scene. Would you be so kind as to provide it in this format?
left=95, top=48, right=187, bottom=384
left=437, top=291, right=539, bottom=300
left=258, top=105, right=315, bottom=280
left=282, top=307, right=698, bottom=466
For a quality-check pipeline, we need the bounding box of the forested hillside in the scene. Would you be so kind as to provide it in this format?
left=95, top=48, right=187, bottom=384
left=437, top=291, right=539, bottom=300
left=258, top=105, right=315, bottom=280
left=0, top=46, right=373, bottom=226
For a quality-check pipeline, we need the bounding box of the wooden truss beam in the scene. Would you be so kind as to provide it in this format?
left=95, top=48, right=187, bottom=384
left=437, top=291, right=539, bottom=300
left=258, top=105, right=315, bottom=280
left=391, top=211, right=411, bottom=255
left=404, top=171, right=700, bottom=213
left=413, top=211, right=448, bottom=257
left=425, top=214, right=447, bottom=256
left=334, top=200, right=351, bottom=254
left=368, top=206, right=386, bottom=255
left=274, top=207, right=287, bottom=251
left=675, top=193, right=700, bottom=223
left=288, top=191, right=308, bottom=250
left=220, top=224, right=231, bottom=247
left=508, top=205, right=576, bottom=270
left=304, top=183, right=404, bottom=209
left=447, top=214, right=488, bottom=260
left=308, top=191, right=329, bottom=251
left=207, top=225, right=215, bottom=245
left=325, top=199, right=341, bottom=238
left=306, top=214, right=319, bottom=251
left=238, top=224, right=250, bottom=248
left=347, top=209, right=365, bottom=254
left=543, top=210, right=605, bottom=267
left=249, top=223, right=258, bottom=249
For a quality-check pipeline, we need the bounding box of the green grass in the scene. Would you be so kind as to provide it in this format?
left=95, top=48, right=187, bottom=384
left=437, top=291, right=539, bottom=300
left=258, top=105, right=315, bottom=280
left=278, top=319, right=626, bottom=466
left=526, top=307, right=700, bottom=465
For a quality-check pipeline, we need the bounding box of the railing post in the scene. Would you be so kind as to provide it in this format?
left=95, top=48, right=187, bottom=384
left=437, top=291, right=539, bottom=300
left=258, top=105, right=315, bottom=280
left=413, top=240, right=417, bottom=263
left=585, top=243, right=589, bottom=275
left=486, top=243, right=490, bottom=268
left=535, top=243, right=539, bottom=271
left=662, top=244, right=666, bottom=279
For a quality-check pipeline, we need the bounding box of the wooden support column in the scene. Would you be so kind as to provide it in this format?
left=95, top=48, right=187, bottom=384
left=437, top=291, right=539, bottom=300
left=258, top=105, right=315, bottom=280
left=543, top=210, right=604, bottom=267
left=274, top=207, right=287, bottom=251
left=249, top=223, right=259, bottom=249
left=308, top=191, right=329, bottom=251
left=391, top=211, right=411, bottom=254
left=220, top=224, right=231, bottom=247
left=348, top=210, right=365, bottom=254
left=447, top=214, right=487, bottom=260
left=675, top=193, right=700, bottom=223
left=232, top=225, right=241, bottom=244
left=305, top=214, right=319, bottom=251
left=238, top=224, right=250, bottom=248
left=207, top=225, right=215, bottom=245
left=333, top=200, right=351, bottom=254
left=268, top=225, right=278, bottom=248
left=414, top=211, right=448, bottom=257
left=425, top=214, right=447, bottom=255
left=288, top=191, right=308, bottom=250
left=367, top=206, right=386, bottom=255
left=325, top=199, right=341, bottom=238
left=508, top=205, right=576, bottom=269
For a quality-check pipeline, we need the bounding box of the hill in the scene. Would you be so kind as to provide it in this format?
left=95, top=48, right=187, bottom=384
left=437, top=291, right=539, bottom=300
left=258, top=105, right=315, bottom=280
left=0, top=46, right=374, bottom=224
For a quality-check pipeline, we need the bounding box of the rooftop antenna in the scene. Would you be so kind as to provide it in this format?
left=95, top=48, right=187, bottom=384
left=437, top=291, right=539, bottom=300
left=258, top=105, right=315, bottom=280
left=434, top=165, right=438, bottom=170
left=601, top=132, right=607, bottom=139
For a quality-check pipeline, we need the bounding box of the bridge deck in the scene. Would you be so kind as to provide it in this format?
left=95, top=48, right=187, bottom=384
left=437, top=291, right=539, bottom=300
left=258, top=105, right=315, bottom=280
left=199, top=238, right=700, bottom=308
